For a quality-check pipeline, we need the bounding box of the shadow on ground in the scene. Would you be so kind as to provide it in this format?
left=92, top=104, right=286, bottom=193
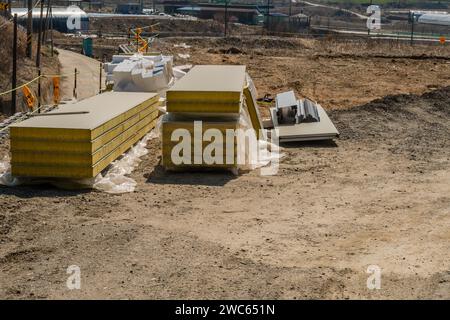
left=145, top=164, right=237, bottom=186
left=0, top=184, right=92, bottom=199
left=280, top=140, right=338, bottom=149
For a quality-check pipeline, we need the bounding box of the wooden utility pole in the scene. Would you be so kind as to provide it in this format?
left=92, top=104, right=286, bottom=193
left=43, top=0, right=51, bottom=44
left=224, top=0, right=228, bottom=37
left=289, top=0, right=292, bottom=33
left=26, top=0, right=33, bottom=58
left=12, top=14, right=17, bottom=114
left=36, top=0, right=45, bottom=67
left=50, top=1, right=54, bottom=56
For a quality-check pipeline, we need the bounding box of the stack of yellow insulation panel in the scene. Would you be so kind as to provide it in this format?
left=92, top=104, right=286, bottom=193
left=10, top=92, right=159, bottom=178
left=166, top=65, right=246, bottom=114
left=162, top=65, right=246, bottom=170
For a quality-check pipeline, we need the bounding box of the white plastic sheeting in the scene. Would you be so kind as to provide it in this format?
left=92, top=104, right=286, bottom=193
left=104, top=53, right=174, bottom=92
left=90, top=130, right=158, bottom=193
left=0, top=155, right=20, bottom=186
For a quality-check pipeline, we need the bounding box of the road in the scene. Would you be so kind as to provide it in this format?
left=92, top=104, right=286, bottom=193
left=299, top=0, right=368, bottom=19
left=57, top=48, right=104, bottom=101
left=312, top=26, right=450, bottom=43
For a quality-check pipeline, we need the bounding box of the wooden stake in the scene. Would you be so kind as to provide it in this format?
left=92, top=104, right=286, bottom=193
left=99, top=63, right=102, bottom=94
left=38, top=69, right=41, bottom=113
left=12, top=14, right=17, bottom=114
left=73, top=68, right=77, bottom=99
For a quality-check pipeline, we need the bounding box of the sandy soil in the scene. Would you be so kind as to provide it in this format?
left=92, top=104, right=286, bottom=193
left=0, top=40, right=449, bottom=299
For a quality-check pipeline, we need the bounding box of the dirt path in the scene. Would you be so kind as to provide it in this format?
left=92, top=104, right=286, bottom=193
left=57, top=48, right=104, bottom=101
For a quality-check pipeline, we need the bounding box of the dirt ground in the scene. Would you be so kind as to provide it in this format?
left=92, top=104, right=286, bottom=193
left=155, top=36, right=450, bottom=113
left=0, top=38, right=449, bottom=299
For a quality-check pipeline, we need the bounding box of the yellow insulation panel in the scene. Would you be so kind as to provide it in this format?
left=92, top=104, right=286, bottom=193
left=10, top=92, right=159, bottom=141
left=10, top=108, right=158, bottom=153
left=161, top=117, right=239, bottom=169
left=11, top=111, right=158, bottom=166
left=166, top=65, right=246, bottom=113
left=11, top=118, right=158, bottom=179
left=10, top=91, right=160, bottom=178
left=243, top=85, right=264, bottom=136
left=165, top=102, right=241, bottom=114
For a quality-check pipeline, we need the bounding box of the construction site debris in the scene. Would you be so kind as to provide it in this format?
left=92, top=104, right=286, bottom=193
left=272, top=90, right=338, bottom=141
left=271, top=103, right=339, bottom=142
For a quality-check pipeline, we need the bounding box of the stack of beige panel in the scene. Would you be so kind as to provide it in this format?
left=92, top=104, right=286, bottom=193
left=162, top=65, right=247, bottom=170
left=10, top=92, right=159, bottom=178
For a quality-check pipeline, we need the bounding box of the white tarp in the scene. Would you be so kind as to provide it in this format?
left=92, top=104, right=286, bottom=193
left=104, top=53, right=174, bottom=92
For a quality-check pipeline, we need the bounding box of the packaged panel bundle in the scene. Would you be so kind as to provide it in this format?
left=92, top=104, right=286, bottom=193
left=10, top=92, right=160, bottom=178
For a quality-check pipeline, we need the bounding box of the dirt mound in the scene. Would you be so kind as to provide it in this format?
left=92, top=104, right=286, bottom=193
left=214, top=37, right=304, bottom=50
left=90, top=17, right=256, bottom=36
left=330, top=87, right=450, bottom=161
left=208, top=47, right=245, bottom=55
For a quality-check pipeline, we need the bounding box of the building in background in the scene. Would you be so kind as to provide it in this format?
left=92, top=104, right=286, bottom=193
left=176, top=2, right=275, bottom=25
left=12, top=6, right=89, bottom=33
left=115, top=1, right=144, bottom=15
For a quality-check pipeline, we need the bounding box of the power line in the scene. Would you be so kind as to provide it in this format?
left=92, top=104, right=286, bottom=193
left=0, top=0, right=42, bottom=29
